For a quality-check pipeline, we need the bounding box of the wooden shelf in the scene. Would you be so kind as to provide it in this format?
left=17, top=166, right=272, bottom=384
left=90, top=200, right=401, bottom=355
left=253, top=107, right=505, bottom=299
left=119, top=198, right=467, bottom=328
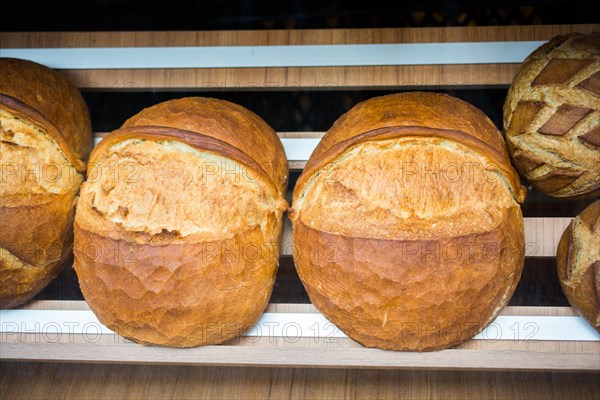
left=1, top=24, right=599, bottom=374
left=2, top=25, right=598, bottom=89
left=3, top=301, right=599, bottom=371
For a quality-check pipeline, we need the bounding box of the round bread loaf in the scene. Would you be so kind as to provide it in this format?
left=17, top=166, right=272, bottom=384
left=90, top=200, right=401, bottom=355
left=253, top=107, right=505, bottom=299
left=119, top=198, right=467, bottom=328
left=0, top=58, right=92, bottom=308
left=504, top=32, right=600, bottom=199
left=290, top=92, right=527, bottom=351
left=74, top=97, right=288, bottom=347
left=556, top=200, right=599, bottom=332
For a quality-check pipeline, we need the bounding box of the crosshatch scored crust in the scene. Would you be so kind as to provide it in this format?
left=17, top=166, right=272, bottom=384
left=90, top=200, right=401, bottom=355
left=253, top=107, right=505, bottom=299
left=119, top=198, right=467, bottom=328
left=504, top=32, right=600, bottom=199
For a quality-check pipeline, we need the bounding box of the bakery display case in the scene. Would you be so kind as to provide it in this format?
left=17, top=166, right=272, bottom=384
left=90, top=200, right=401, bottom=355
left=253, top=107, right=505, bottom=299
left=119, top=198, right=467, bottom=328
left=1, top=2, right=599, bottom=398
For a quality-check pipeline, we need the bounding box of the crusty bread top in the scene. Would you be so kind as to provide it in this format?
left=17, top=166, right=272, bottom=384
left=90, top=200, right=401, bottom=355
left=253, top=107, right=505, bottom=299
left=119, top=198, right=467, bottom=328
left=121, top=97, right=288, bottom=196
left=296, top=136, right=519, bottom=240
left=78, top=97, right=288, bottom=243
left=0, top=107, right=82, bottom=206
left=78, top=137, right=284, bottom=243
left=306, top=92, right=513, bottom=167
left=291, top=92, right=526, bottom=240
left=294, top=92, right=525, bottom=206
left=0, top=58, right=92, bottom=171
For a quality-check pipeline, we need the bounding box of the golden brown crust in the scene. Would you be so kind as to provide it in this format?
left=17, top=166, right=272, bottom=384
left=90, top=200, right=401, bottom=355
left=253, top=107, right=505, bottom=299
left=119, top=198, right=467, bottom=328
left=78, top=139, right=285, bottom=246
left=556, top=200, right=600, bottom=332
left=295, top=92, right=525, bottom=206
left=90, top=125, right=281, bottom=200
left=0, top=58, right=91, bottom=309
left=297, top=125, right=525, bottom=207
left=74, top=221, right=279, bottom=347
left=0, top=58, right=92, bottom=169
left=504, top=32, right=600, bottom=199
left=122, top=97, right=287, bottom=196
left=290, top=92, right=526, bottom=351
left=296, top=136, right=520, bottom=242
left=294, top=208, right=524, bottom=351
left=1, top=191, right=76, bottom=267
left=312, top=91, right=511, bottom=159
left=0, top=190, right=76, bottom=308
left=74, top=97, right=288, bottom=347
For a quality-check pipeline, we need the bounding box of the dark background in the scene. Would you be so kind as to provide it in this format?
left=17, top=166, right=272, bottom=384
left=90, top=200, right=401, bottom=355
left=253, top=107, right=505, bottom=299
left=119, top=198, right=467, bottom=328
left=2, top=0, right=599, bottom=31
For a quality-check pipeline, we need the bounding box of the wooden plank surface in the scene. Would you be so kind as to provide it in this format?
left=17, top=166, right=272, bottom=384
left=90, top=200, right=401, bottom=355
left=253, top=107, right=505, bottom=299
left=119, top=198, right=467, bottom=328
left=53, top=64, right=526, bottom=89
left=4, top=301, right=598, bottom=371
left=2, top=25, right=597, bottom=89
left=2, top=362, right=599, bottom=400
left=2, top=25, right=596, bottom=47
left=2, top=340, right=598, bottom=371
left=3, top=304, right=599, bottom=396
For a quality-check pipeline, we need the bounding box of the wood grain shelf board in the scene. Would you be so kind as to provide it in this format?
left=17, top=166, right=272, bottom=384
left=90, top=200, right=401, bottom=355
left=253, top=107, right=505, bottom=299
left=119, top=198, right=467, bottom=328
left=2, top=301, right=598, bottom=371
left=3, top=25, right=596, bottom=48
left=2, top=341, right=598, bottom=371
left=2, top=25, right=597, bottom=89
left=52, top=65, right=525, bottom=90
left=2, top=361, right=598, bottom=400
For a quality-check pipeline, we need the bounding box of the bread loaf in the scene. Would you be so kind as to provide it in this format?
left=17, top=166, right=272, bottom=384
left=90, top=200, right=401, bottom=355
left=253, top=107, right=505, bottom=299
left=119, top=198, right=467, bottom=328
left=74, top=97, right=288, bottom=347
left=290, top=92, right=526, bottom=351
left=0, top=58, right=92, bottom=308
left=504, top=32, right=600, bottom=199
left=556, top=200, right=599, bottom=332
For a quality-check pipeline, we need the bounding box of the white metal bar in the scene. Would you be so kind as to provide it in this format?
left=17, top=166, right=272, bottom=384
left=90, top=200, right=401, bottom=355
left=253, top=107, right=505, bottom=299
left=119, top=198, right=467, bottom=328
left=93, top=137, right=319, bottom=161
left=281, top=138, right=321, bottom=160
left=1, top=309, right=598, bottom=342
left=0, top=42, right=545, bottom=69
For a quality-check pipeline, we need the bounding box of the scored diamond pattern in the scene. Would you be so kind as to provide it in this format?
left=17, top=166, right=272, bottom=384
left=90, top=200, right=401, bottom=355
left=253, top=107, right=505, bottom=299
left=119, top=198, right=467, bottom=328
left=578, top=70, right=600, bottom=94
left=578, top=126, right=600, bottom=148
left=532, top=58, right=591, bottom=86
left=508, top=101, right=544, bottom=135
left=504, top=33, right=600, bottom=198
left=532, top=169, right=584, bottom=193
left=538, top=105, right=592, bottom=136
